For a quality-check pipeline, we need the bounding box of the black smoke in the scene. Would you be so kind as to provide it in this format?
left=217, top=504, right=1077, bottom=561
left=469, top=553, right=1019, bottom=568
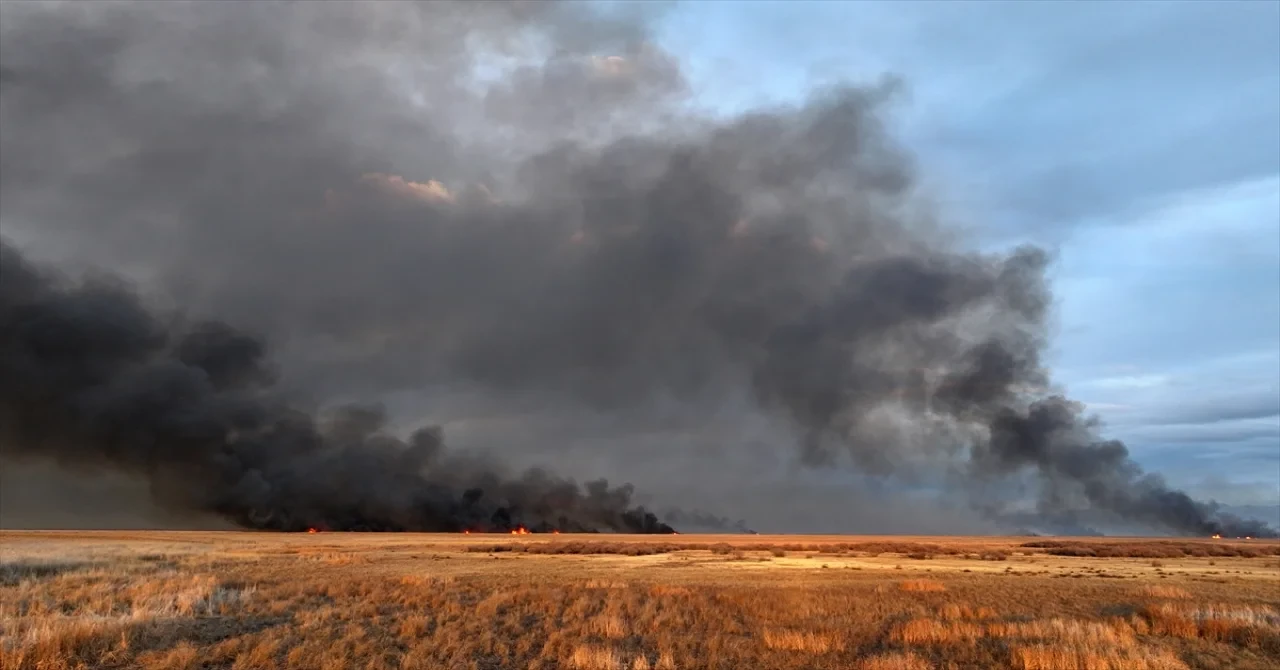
left=0, top=1, right=1271, bottom=538
left=0, top=240, right=672, bottom=533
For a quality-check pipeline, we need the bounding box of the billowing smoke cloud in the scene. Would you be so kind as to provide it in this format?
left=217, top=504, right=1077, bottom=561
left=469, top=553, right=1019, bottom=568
left=0, top=240, right=672, bottom=533
left=0, top=1, right=1271, bottom=538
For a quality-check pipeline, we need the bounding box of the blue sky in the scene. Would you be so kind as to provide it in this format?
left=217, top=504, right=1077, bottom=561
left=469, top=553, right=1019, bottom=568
left=653, top=0, right=1280, bottom=505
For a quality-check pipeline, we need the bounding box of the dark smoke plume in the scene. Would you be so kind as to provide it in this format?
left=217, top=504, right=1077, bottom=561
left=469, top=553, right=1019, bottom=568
left=0, top=1, right=1271, bottom=538
left=0, top=240, right=671, bottom=533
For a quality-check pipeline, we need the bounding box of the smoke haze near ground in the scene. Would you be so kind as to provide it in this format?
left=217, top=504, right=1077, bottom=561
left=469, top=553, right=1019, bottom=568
left=0, top=1, right=1271, bottom=537
left=0, top=462, right=235, bottom=531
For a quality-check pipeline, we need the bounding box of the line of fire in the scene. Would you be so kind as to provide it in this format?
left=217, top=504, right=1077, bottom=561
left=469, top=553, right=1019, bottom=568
left=306, top=527, right=680, bottom=535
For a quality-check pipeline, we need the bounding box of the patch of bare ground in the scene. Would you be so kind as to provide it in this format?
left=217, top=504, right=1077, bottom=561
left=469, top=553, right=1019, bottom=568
left=1, top=531, right=1277, bottom=669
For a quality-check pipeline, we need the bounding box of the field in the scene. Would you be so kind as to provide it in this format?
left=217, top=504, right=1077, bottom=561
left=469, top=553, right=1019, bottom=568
left=1, top=531, right=1278, bottom=670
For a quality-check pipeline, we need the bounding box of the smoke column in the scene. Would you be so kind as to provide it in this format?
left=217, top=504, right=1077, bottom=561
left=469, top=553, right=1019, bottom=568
left=0, top=1, right=1271, bottom=537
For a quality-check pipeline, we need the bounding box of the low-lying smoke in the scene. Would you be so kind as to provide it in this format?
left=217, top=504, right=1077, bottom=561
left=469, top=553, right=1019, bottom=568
left=661, top=508, right=756, bottom=535
left=0, top=241, right=671, bottom=533
left=0, top=1, right=1271, bottom=537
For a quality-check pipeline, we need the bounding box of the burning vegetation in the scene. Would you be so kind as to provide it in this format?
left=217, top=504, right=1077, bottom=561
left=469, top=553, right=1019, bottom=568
left=0, top=241, right=679, bottom=534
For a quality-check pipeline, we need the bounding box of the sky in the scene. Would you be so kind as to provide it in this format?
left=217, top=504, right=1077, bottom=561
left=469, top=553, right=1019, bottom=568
left=653, top=0, right=1280, bottom=507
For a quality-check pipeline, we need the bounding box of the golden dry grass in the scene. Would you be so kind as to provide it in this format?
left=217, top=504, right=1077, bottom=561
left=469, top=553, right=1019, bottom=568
left=898, top=578, right=948, bottom=592
left=568, top=644, right=625, bottom=669
left=1142, top=585, right=1193, bottom=599
left=761, top=628, right=845, bottom=653
left=891, top=618, right=985, bottom=645
left=858, top=651, right=935, bottom=670
left=1, top=531, right=1277, bottom=670
left=938, top=603, right=997, bottom=620
left=1010, top=644, right=1190, bottom=670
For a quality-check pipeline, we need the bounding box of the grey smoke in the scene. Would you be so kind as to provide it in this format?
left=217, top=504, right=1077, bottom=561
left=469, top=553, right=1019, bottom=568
left=0, top=1, right=1270, bottom=538
left=661, top=508, right=756, bottom=535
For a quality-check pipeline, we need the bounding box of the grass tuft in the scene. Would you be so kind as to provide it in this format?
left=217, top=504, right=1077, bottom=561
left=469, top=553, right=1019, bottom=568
left=761, top=629, right=844, bottom=653
left=898, top=579, right=947, bottom=592
left=858, top=651, right=935, bottom=670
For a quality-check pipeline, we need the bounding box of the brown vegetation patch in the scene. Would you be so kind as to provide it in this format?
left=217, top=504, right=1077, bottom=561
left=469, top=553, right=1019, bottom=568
left=460, top=539, right=977, bottom=558
left=588, top=614, right=628, bottom=640
left=1009, top=644, right=1188, bottom=670
left=1140, top=585, right=1192, bottom=599
left=2, top=616, right=134, bottom=670
left=938, top=603, right=998, bottom=620
left=1141, top=601, right=1280, bottom=649
left=568, top=644, right=624, bottom=669
left=466, top=541, right=685, bottom=556
left=858, top=651, right=935, bottom=670
left=1021, top=540, right=1280, bottom=558
left=891, top=618, right=984, bottom=645
left=760, top=628, right=845, bottom=653
left=0, top=560, right=101, bottom=587
left=986, top=618, right=1137, bottom=648
left=898, top=579, right=947, bottom=592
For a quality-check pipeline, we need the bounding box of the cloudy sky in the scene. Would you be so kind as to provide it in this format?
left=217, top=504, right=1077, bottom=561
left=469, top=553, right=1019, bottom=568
left=653, top=0, right=1279, bottom=506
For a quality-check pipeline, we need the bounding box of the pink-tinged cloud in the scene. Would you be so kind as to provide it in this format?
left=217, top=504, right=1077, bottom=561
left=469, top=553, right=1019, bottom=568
left=359, top=172, right=455, bottom=204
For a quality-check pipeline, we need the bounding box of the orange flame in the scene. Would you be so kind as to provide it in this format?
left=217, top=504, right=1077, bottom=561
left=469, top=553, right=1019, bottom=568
left=552, top=530, right=561, bottom=535
left=1211, top=534, right=1222, bottom=539
left=463, top=530, right=471, bottom=535
left=510, top=527, right=530, bottom=535
left=307, top=528, right=319, bottom=534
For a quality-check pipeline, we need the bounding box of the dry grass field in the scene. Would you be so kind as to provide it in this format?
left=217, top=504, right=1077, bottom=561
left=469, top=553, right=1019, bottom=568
left=1, top=531, right=1277, bottom=670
